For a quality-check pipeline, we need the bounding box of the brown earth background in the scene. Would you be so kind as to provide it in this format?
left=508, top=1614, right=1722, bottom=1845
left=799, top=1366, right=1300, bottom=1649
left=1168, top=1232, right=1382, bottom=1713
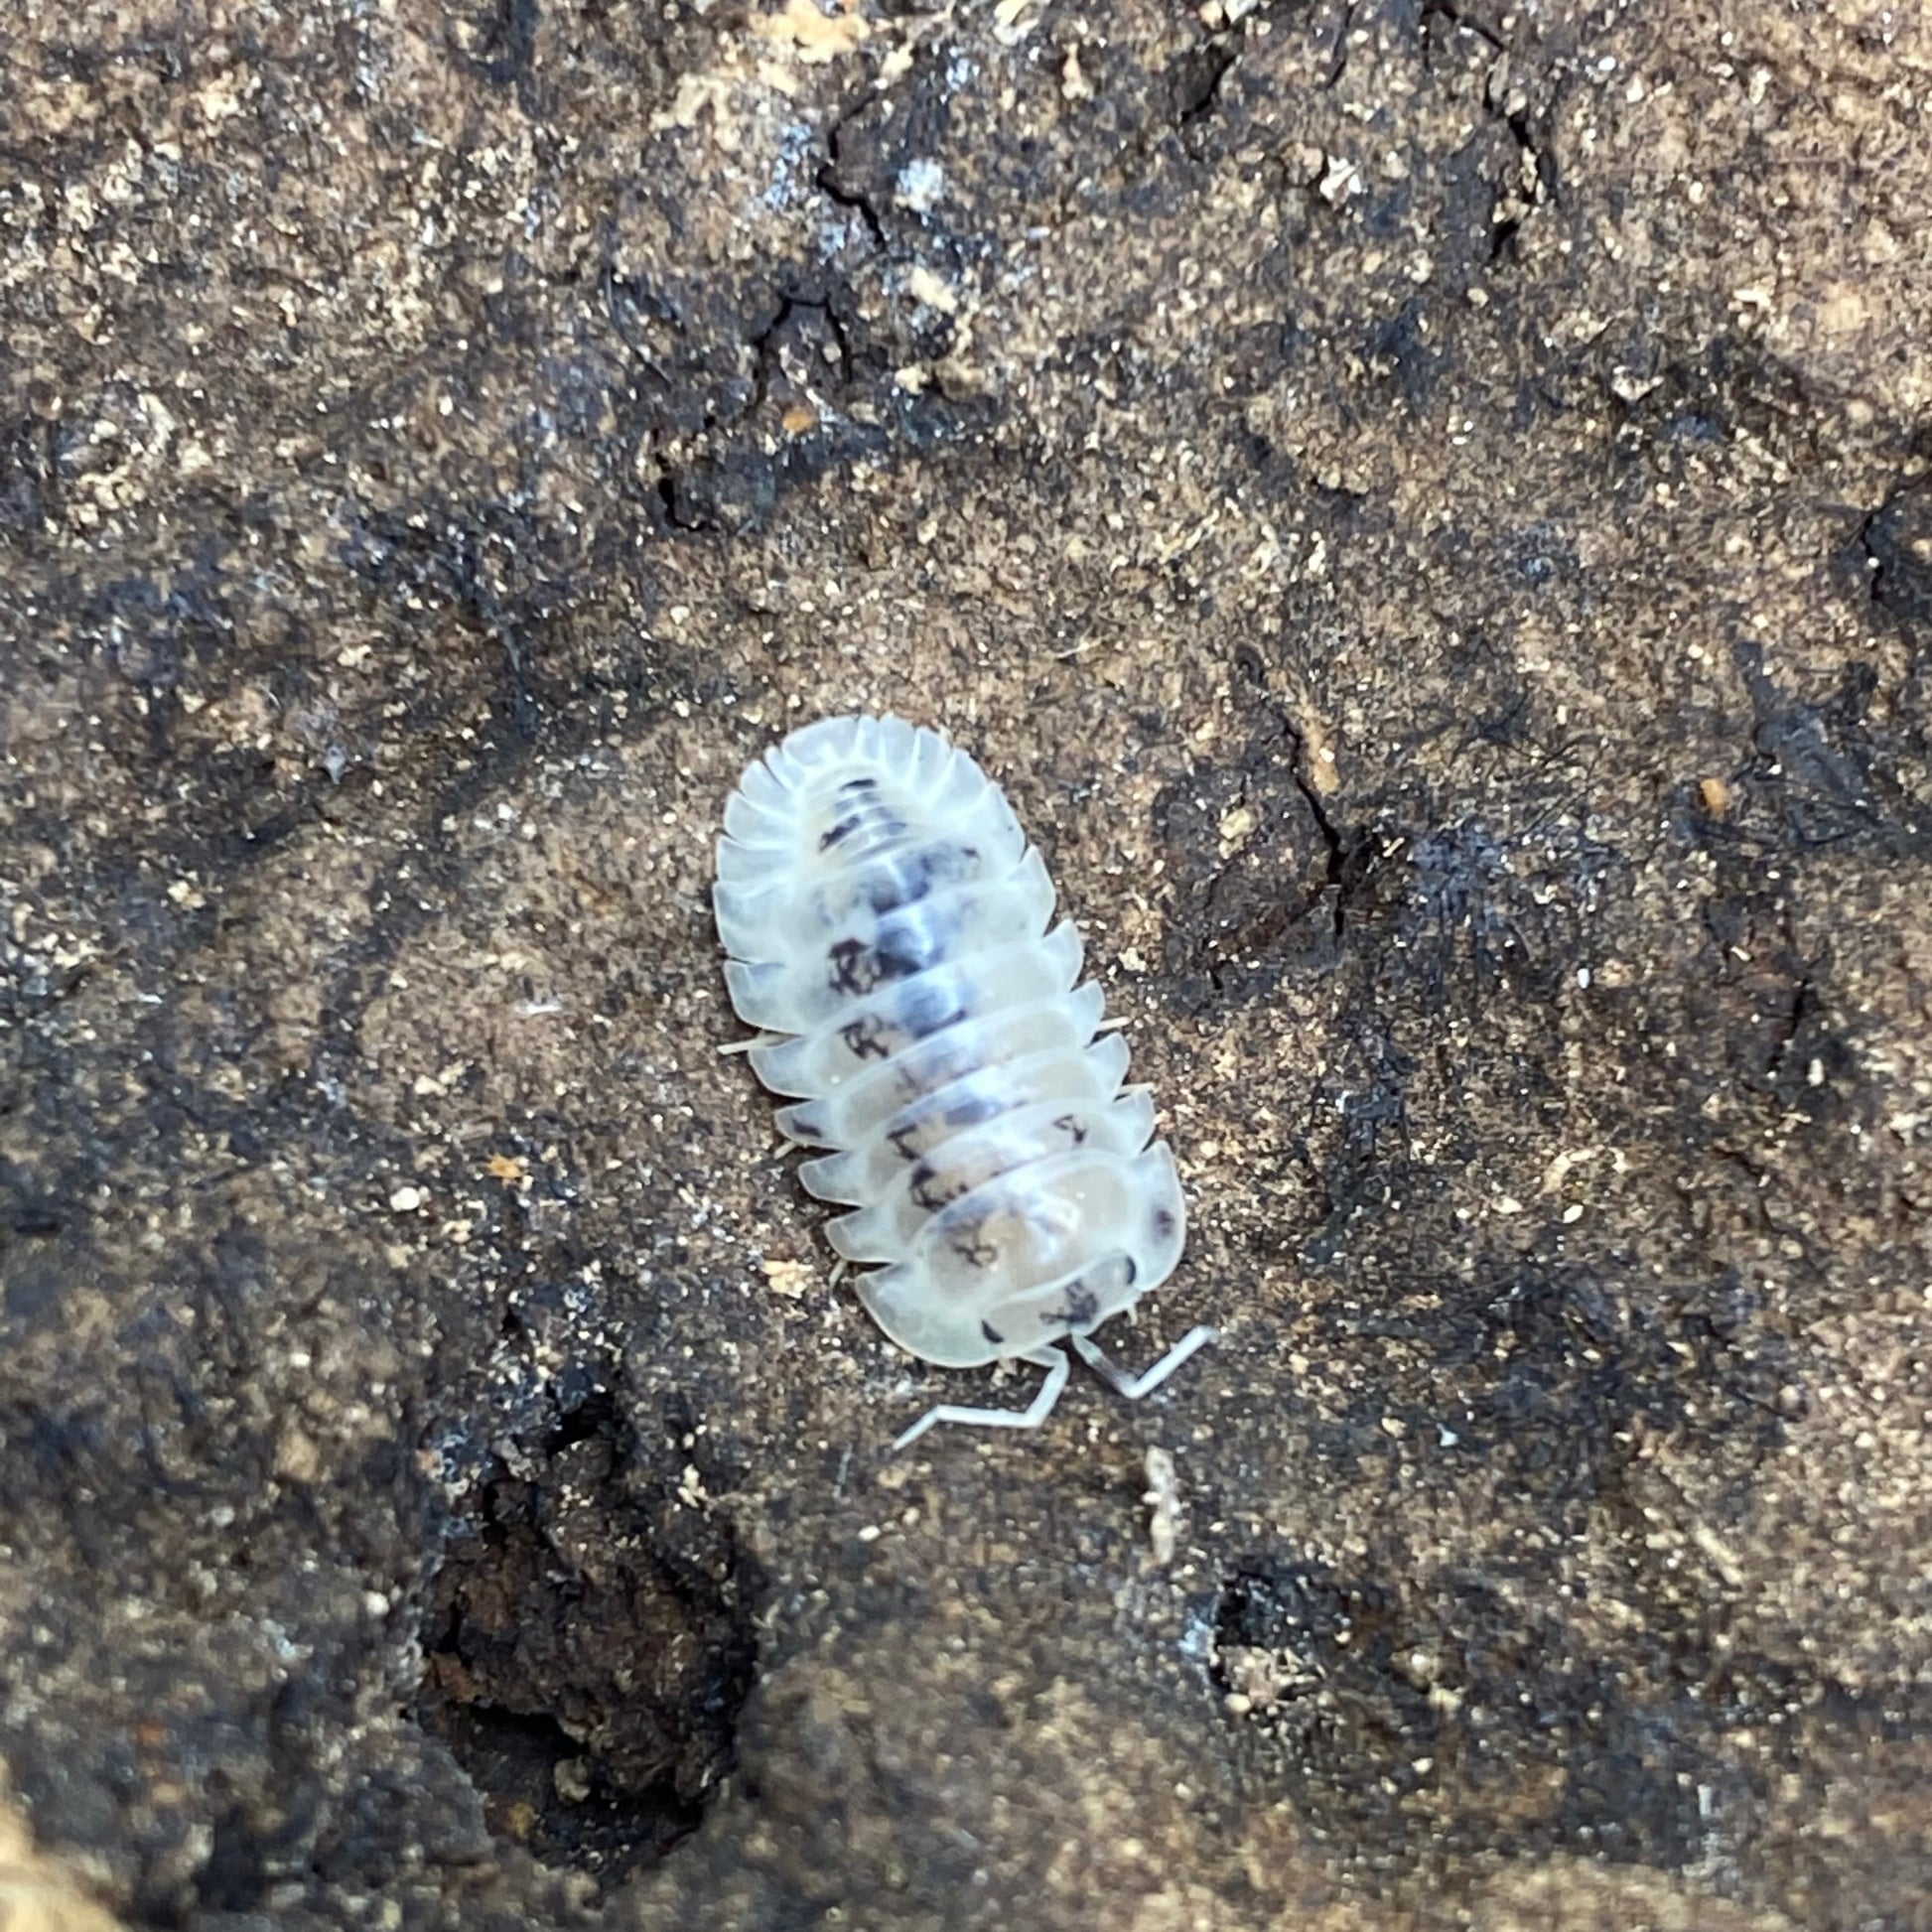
left=3, top=0, right=1932, bottom=1926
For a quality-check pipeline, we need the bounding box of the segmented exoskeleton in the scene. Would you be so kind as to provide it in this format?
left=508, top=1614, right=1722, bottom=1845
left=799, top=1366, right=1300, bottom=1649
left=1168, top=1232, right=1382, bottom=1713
left=714, top=714, right=1212, bottom=1449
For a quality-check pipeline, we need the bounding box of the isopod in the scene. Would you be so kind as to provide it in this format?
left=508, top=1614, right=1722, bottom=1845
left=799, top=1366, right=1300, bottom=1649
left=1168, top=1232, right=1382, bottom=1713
left=714, top=713, right=1213, bottom=1450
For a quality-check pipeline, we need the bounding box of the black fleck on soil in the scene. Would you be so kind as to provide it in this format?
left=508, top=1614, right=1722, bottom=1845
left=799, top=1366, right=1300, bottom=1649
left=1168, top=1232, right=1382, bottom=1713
left=4, top=1, right=1932, bottom=1929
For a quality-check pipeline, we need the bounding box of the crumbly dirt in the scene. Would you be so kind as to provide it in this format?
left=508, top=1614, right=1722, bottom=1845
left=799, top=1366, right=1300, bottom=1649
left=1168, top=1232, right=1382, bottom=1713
left=2, top=0, right=1930, bottom=1927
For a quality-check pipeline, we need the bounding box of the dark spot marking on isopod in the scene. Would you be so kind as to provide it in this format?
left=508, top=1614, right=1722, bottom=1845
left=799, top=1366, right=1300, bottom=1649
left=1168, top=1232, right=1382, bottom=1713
left=839, top=1017, right=892, bottom=1060
left=888, top=1122, right=924, bottom=1162
left=952, top=1223, right=1001, bottom=1268
left=944, top=1092, right=1003, bottom=1131
left=828, top=937, right=871, bottom=995
left=902, top=998, right=970, bottom=1041
left=1121, top=1257, right=1138, bottom=1287
left=1052, top=1112, right=1089, bottom=1144
left=1043, top=1282, right=1101, bottom=1329
left=909, top=1162, right=968, bottom=1212
left=981, top=1320, right=1005, bottom=1344
left=820, top=779, right=908, bottom=854
left=827, top=925, right=937, bottom=999
left=1153, top=1207, right=1177, bottom=1239
left=864, top=852, right=937, bottom=915
left=861, top=842, right=975, bottom=917
left=874, top=924, right=938, bottom=981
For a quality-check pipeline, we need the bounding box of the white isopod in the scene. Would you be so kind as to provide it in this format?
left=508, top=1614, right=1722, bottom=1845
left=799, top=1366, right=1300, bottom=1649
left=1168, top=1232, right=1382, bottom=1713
left=714, top=713, right=1214, bottom=1450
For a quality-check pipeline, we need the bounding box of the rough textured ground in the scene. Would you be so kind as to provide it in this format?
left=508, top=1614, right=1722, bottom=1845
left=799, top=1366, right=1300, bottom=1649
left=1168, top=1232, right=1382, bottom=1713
left=3, top=0, right=1931, bottom=1927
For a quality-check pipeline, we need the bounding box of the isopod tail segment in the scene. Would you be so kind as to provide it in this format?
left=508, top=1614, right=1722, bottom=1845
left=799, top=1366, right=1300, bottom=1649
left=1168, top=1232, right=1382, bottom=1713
left=890, top=1323, right=1219, bottom=1454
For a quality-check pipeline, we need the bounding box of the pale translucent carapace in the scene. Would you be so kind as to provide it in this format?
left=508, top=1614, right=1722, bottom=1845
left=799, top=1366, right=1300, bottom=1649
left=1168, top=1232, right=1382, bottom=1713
left=715, top=714, right=1213, bottom=1449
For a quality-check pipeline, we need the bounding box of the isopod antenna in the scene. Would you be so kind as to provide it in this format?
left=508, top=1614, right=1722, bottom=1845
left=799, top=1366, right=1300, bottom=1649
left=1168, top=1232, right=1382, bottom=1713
left=890, top=1323, right=1217, bottom=1453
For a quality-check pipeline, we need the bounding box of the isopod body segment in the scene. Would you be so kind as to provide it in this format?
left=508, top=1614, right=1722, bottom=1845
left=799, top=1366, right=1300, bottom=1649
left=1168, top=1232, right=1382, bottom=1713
left=714, top=714, right=1213, bottom=1449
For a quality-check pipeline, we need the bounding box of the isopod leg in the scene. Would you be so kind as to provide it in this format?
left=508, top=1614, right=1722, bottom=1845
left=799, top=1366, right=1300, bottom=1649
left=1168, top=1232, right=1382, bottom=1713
left=1069, top=1325, right=1217, bottom=1401
left=890, top=1346, right=1071, bottom=1454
